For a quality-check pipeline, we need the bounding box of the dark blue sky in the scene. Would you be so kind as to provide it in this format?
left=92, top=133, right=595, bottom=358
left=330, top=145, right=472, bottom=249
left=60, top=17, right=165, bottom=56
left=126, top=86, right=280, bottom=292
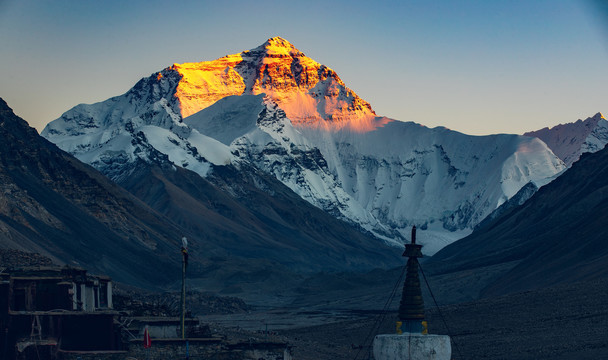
left=0, top=0, right=606, bottom=134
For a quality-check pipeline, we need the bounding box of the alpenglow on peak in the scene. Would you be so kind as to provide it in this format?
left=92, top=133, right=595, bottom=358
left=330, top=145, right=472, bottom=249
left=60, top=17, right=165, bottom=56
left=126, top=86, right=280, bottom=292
left=157, top=37, right=381, bottom=131
left=252, top=36, right=303, bottom=56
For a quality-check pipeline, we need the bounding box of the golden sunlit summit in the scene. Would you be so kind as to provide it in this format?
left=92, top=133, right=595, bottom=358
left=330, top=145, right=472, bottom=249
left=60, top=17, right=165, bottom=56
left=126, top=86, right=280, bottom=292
left=159, top=37, right=388, bottom=132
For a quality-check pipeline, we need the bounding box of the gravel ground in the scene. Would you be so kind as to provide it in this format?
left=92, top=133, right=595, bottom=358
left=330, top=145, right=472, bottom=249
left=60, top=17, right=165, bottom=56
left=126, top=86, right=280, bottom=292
left=275, top=278, right=608, bottom=360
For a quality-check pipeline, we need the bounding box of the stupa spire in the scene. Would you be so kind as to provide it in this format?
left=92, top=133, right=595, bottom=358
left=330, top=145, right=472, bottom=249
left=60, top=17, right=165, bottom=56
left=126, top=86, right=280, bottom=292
left=373, top=225, right=452, bottom=360
left=397, top=225, right=425, bottom=333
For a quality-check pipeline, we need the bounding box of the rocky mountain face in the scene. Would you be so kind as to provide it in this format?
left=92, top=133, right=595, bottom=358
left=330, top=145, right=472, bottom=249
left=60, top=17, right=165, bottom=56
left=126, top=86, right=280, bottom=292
left=0, top=98, right=184, bottom=287
left=42, top=37, right=566, bottom=254
left=524, top=112, right=608, bottom=167
left=427, top=143, right=608, bottom=297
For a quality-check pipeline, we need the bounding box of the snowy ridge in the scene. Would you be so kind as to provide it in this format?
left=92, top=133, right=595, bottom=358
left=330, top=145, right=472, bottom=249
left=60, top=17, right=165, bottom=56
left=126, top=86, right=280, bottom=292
left=42, top=37, right=566, bottom=254
left=41, top=68, right=227, bottom=180
left=524, top=113, right=608, bottom=167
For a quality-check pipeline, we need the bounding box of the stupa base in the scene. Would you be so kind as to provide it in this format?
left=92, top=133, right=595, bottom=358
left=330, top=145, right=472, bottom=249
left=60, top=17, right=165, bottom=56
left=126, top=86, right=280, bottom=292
left=373, top=333, right=451, bottom=360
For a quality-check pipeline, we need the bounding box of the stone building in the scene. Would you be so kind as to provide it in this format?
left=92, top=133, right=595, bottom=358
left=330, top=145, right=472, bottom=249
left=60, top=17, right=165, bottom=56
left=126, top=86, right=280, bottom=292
left=0, top=265, right=292, bottom=360
left=0, top=266, right=122, bottom=359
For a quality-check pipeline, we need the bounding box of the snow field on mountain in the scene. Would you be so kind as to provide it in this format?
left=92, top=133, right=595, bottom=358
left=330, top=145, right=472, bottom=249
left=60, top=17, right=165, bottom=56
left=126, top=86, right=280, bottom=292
left=184, top=95, right=265, bottom=146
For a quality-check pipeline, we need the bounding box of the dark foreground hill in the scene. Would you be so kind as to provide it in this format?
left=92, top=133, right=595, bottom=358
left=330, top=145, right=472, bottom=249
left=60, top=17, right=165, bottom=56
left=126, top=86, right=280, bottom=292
left=0, top=98, right=186, bottom=287
left=117, top=157, right=402, bottom=276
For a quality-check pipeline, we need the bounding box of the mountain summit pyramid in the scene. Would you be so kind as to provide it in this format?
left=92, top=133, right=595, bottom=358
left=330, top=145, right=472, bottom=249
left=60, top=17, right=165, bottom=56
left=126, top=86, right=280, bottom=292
left=162, top=36, right=379, bottom=131
left=43, top=37, right=566, bottom=252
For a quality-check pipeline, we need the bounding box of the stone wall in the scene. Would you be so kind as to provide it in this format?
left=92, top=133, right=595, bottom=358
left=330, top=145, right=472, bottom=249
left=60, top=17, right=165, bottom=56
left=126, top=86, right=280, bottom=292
left=57, top=350, right=127, bottom=360
left=55, top=338, right=291, bottom=360
left=127, top=338, right=291, bottom=360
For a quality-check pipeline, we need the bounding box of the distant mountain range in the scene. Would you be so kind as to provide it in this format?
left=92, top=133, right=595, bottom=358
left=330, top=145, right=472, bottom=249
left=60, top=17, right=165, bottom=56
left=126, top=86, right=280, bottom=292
left=41, top=37, right=565, bottom=253
left=525, top=112, right=608, bottom=167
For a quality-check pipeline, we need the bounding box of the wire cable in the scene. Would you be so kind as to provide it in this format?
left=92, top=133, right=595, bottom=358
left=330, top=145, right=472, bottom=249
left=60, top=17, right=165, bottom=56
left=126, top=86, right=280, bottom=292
left=417, top=259, right=464, bottom=360
left=353, top=264, right=407, bottom=360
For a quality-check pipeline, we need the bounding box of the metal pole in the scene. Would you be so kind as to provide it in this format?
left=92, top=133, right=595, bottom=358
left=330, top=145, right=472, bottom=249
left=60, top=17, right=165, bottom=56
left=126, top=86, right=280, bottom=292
left=180, top=236, right=188, bottom=343
left=181, top=255, right=186, bottom=339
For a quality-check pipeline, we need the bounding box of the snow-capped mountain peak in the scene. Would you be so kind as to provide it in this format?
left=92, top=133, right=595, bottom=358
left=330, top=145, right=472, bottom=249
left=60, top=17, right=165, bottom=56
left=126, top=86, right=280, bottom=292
left=162, top=37, right=379, bottom=132
left=253, top=36, right=304, bottom=57
left=42, top=38, right=566, bottom=254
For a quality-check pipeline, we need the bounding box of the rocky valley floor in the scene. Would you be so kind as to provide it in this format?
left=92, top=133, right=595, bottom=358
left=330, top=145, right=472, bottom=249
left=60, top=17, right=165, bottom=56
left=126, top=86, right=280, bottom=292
left=3, top=249, right=607, bottom=359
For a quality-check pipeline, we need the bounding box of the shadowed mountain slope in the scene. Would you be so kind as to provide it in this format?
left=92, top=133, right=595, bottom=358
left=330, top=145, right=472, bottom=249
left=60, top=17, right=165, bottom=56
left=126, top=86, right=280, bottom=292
left=117, top=159, right=403, bottom=275
left=427, top=143, right=608, bottom=297
left=0, top=98, right=183, bottom=287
